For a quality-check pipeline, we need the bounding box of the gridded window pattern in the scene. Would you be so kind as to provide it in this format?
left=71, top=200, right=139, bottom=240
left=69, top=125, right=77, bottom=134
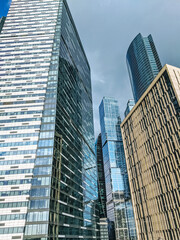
left=0, top=0, right=100, bottom=239
left=124, top=99, right=135, bottom=118
left=99, top=218, right=109, bottom=240
left=127, top=33, right=162, bottom=103
left=121, top=65, right=180, bottom=240
left=0, top=0, right=59, bottom=239
left=99, top=97, right=137, bottom=240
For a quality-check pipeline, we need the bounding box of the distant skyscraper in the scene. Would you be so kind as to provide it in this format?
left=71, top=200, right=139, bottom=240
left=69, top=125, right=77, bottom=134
left=99, top=97, right=137, bottom=240
left=95, top=134, right=109, bottom=240
left=0, top=17, right=6, bottom=33
left=0, top=0, right=99, bottom=239
left=121, top=65, right=180, bottom=240
left=95, top=133, right=107, bottom=219
left=127, top=33, right=162, bottom=102
left=124, top=99, right=135, bottom=117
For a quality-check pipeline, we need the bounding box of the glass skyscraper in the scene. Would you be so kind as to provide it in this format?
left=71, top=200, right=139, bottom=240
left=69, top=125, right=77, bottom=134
left=95, top=134, right=107, bottom=219
left=124, top=99, right=135, bottom=118
left=127, top=33, right=162, bottom=102
left=0, top=17, right=6, bottom=33
left=95, top=134, right=109, bottom=240
left=99, top=97, right=137, bottom=240
left=0, top=0, right=99, bottom=239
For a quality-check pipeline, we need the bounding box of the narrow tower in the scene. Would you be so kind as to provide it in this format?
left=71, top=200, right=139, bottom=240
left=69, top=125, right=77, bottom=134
left=124, top=99, right=135, bottom=118
left=99, top=97, right=137, bottom=240
left=0, top=17, right=6, bottom=33
left=95, top=134, right=109, bottom=240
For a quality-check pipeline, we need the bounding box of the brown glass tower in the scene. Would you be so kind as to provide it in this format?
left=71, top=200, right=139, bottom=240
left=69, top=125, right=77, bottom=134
left=121, top=65, right=180, bottom=240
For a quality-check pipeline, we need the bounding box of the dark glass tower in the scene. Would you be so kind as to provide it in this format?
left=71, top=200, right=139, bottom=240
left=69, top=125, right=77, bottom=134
left=0, top=0, right=99, bottom=239
left=99, top=97, right=137, bottom=240
left=95, top=134, right=107, bottom=219
left=127, top=33, right=162, bottom=102
left=95, top=134, right=109, bottom=240
left=0, top=17, right=6, bottom=33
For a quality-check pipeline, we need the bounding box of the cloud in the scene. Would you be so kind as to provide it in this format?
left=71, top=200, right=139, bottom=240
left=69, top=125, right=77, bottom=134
left=67, top=0, right=180, bottom=138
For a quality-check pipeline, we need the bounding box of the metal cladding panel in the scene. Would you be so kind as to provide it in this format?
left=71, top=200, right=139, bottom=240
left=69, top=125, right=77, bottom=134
left=121, top=65, right=180, bottom=240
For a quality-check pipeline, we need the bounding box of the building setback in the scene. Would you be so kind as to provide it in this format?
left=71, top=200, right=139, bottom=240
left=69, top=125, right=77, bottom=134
left=121, top=65, right=180, bottom=240
left=99, top=97, right=137, bottom=240
left=127, top=33, right=162, bottom=102
left=0, top=0, right=99, bottom=239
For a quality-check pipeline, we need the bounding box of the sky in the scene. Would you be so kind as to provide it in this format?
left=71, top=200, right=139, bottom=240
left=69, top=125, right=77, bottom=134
left=1, top=0, right=180, bottom=138
left=0, top=0, right=11, bottom=17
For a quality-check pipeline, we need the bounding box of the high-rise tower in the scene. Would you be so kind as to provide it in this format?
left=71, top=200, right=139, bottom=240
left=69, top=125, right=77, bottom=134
left=121, top=64, right=180, bottom=240
left=95, top=134, right=107, bottom=219
left=124, top=99, right=135, bottom=118
left=95, top=134, right=109, bottom=240
left=127, top=33, right=162, bottom=102
left=99, top=97, right=137, bottom=240
left=0, top=17, right=6, bottom=33
left=0, top=0, right=99, bottom=239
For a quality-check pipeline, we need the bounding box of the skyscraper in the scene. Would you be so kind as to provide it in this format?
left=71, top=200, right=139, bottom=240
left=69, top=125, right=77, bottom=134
left=124, top=99, right=135, bottom=118
left=95, top=134, right=109, bottom=240
left=127, top=33, right=162, bottom=102
left=95, top=134, right=107, bottom=219
left=0, top=0, right=99, bottom=239
left=99, top=97, right=137, bottom=240
left=121, top=64, right=180, bottom=240
left=0, top=17, right=6, bottom=33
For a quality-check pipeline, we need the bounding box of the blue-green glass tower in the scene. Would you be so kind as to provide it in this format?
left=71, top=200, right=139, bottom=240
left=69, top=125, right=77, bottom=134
left=127, top=33, right=162, bottom=102
left=99, top=97, right=137, bottom=240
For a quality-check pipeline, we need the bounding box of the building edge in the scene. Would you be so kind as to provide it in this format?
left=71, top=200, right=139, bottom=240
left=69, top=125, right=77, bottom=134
left=121, top=64, right=180, bottom=127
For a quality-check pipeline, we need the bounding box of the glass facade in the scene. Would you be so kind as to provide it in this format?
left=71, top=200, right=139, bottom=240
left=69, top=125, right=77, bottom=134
left=95, top=134, right=109, bottom=240
left=0, top=17, right=6, bottom=33
left=95, top=133, right=107, bottom=219
left=99, top=218, right=109, bottom=240
left=127, top=33, right=162, bottom=102
left=121, top=64, right=180, bottom=240
left=99, top=97, right=137, bottom=240
left=0, top=0, right=99, bottom=239
left=124, top=99, right=135, bottom=118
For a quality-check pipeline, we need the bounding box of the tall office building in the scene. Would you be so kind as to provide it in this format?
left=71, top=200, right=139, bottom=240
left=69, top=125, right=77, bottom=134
left=99, top=97, right=137, bottom=240
left=127, top=33, right=162, bottom=102
left=95, top=134, right=107, bottom=219
left=121, top=65, right=180, bottom=240
left=0, top=0, right=99, bottom=239
left=99, top=218, right=109, bottom=240
left=95, top=134, right=109, bottom=240
left=124, top=99, right=135, bottom=118
left=0, top=17, right=6, bottom=33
